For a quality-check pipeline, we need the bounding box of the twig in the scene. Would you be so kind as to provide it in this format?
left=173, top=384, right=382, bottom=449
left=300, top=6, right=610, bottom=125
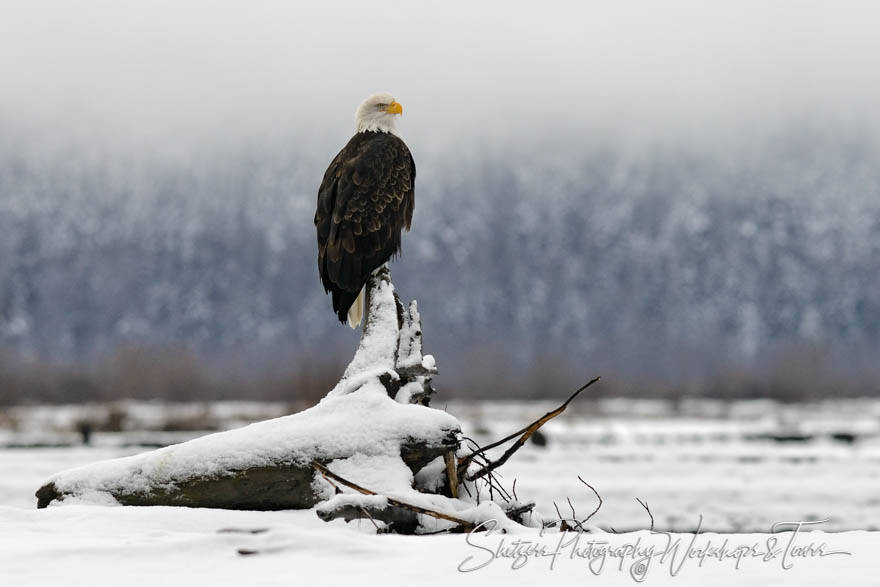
left=552, top=501, right=572, bottom=531
left=462, top=436, right=481, bottom=450
left=462, top=436, right=493, bottom=469
left=567, top=497, right=577, bottom=521
left=463, top=436, right=513, bottom=502
left=462, top=376, right=601, bottom=481
left=549, top=478, right=605, bottom=533
left=553, top=501, right=564, bottom=521
left=357, top=505, right=381, bottom=530
left=578, top=476, right=603, bottom=524
left=312, top=461, right=475, bottom=530
left=512, top=478, right=518, bottom=501
left=486, top=470, right=512, bottom=502
left=318, top=465, right=345, bottom=495
left=459, top=479, right=473, bottom=499
left=636, top=498, right=654, bottom=531
left=459, top=376, right=600, bottom=472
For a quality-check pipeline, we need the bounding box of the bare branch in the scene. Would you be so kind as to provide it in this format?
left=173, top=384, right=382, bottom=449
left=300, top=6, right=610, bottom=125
left=358, top=505, right=381, bottom=530
left=636, top=498, right=654, bottom=531
left=461, top=376, right=601, bottom=481
left=486, top=470, right=512, bottom=503
left=566, top=497, right=577, bottom=521
left=552, top=501, right=572, bottom=532
left=462, top=436, right=513, bottom=502
left=577, top=476, right=603, bottom=524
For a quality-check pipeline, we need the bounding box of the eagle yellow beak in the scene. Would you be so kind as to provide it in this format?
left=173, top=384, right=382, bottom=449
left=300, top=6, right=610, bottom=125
left=385, top=101, right=403, bottom=115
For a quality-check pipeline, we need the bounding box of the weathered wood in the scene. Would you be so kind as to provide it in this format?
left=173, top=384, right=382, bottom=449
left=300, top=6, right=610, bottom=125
left=36, top=429, right=459, bottom=510
left=315, top=502, right=420, bottom=533
left=444, top=451, right=460, bottom=498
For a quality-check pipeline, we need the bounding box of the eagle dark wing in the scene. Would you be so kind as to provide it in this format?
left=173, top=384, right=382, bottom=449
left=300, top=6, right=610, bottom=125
left=315, top=131, right=416, bottom=323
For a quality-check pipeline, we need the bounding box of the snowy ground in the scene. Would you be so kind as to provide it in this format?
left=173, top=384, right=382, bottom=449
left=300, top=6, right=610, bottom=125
left=2, top=505, right=875, bottom=586
left=1, top=399, right=879, bottom=585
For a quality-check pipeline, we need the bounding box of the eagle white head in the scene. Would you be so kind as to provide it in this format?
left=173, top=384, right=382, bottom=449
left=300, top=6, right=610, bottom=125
left=355, top=92, right=403, bottom=136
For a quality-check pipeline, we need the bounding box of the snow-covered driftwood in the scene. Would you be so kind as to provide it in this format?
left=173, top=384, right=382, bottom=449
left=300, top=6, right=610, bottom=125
left=37, top=266, right=600, bottom=535
left=36, top=268, right=458, bottom=510
left=325, top=265, right=437, bottom=404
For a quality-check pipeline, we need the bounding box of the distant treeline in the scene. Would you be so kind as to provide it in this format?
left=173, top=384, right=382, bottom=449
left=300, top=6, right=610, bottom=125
left=0, top=340, right=877, bottom=405
left=0, top=122, right=879, bottom=403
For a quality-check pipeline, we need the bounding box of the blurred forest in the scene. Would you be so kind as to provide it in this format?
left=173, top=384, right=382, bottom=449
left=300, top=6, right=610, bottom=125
left=1, top=121, right=879, bottom=404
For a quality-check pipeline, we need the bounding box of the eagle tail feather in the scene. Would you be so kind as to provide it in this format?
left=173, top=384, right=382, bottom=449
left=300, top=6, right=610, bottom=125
left=347, top=286, right=365, bottom=329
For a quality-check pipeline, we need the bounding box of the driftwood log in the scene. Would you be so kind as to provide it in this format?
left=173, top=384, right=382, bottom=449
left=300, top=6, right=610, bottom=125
left=36, top=266, right=601, bottom=535
left=35, top=431, right=458, bottom=510
left=36, top=267, right=459, bottom=510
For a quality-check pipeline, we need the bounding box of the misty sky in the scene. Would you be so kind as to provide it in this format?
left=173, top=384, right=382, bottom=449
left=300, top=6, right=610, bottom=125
left=3, top=1, right=880, bottom=151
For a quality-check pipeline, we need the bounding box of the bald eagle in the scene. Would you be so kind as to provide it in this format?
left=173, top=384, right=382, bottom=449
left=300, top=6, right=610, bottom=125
left=315, top=93, right=416, bottom=328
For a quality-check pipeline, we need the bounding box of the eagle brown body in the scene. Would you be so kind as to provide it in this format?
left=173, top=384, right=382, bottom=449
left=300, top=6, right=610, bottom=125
left=315, top=129, right=416, bottom=324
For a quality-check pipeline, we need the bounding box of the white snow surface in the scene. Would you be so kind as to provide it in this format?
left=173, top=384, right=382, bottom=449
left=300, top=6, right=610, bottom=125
left=40, top=383, right=460, bottom=504
left=0, top=505, right=875, bottom=587
left=3, top=399, right=880, bottom=585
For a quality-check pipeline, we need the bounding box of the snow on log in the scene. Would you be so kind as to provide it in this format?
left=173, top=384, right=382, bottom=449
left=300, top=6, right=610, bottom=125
left=36, top=268, right=459, bottom=509
left=328, top=266, right=438, bottom=404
